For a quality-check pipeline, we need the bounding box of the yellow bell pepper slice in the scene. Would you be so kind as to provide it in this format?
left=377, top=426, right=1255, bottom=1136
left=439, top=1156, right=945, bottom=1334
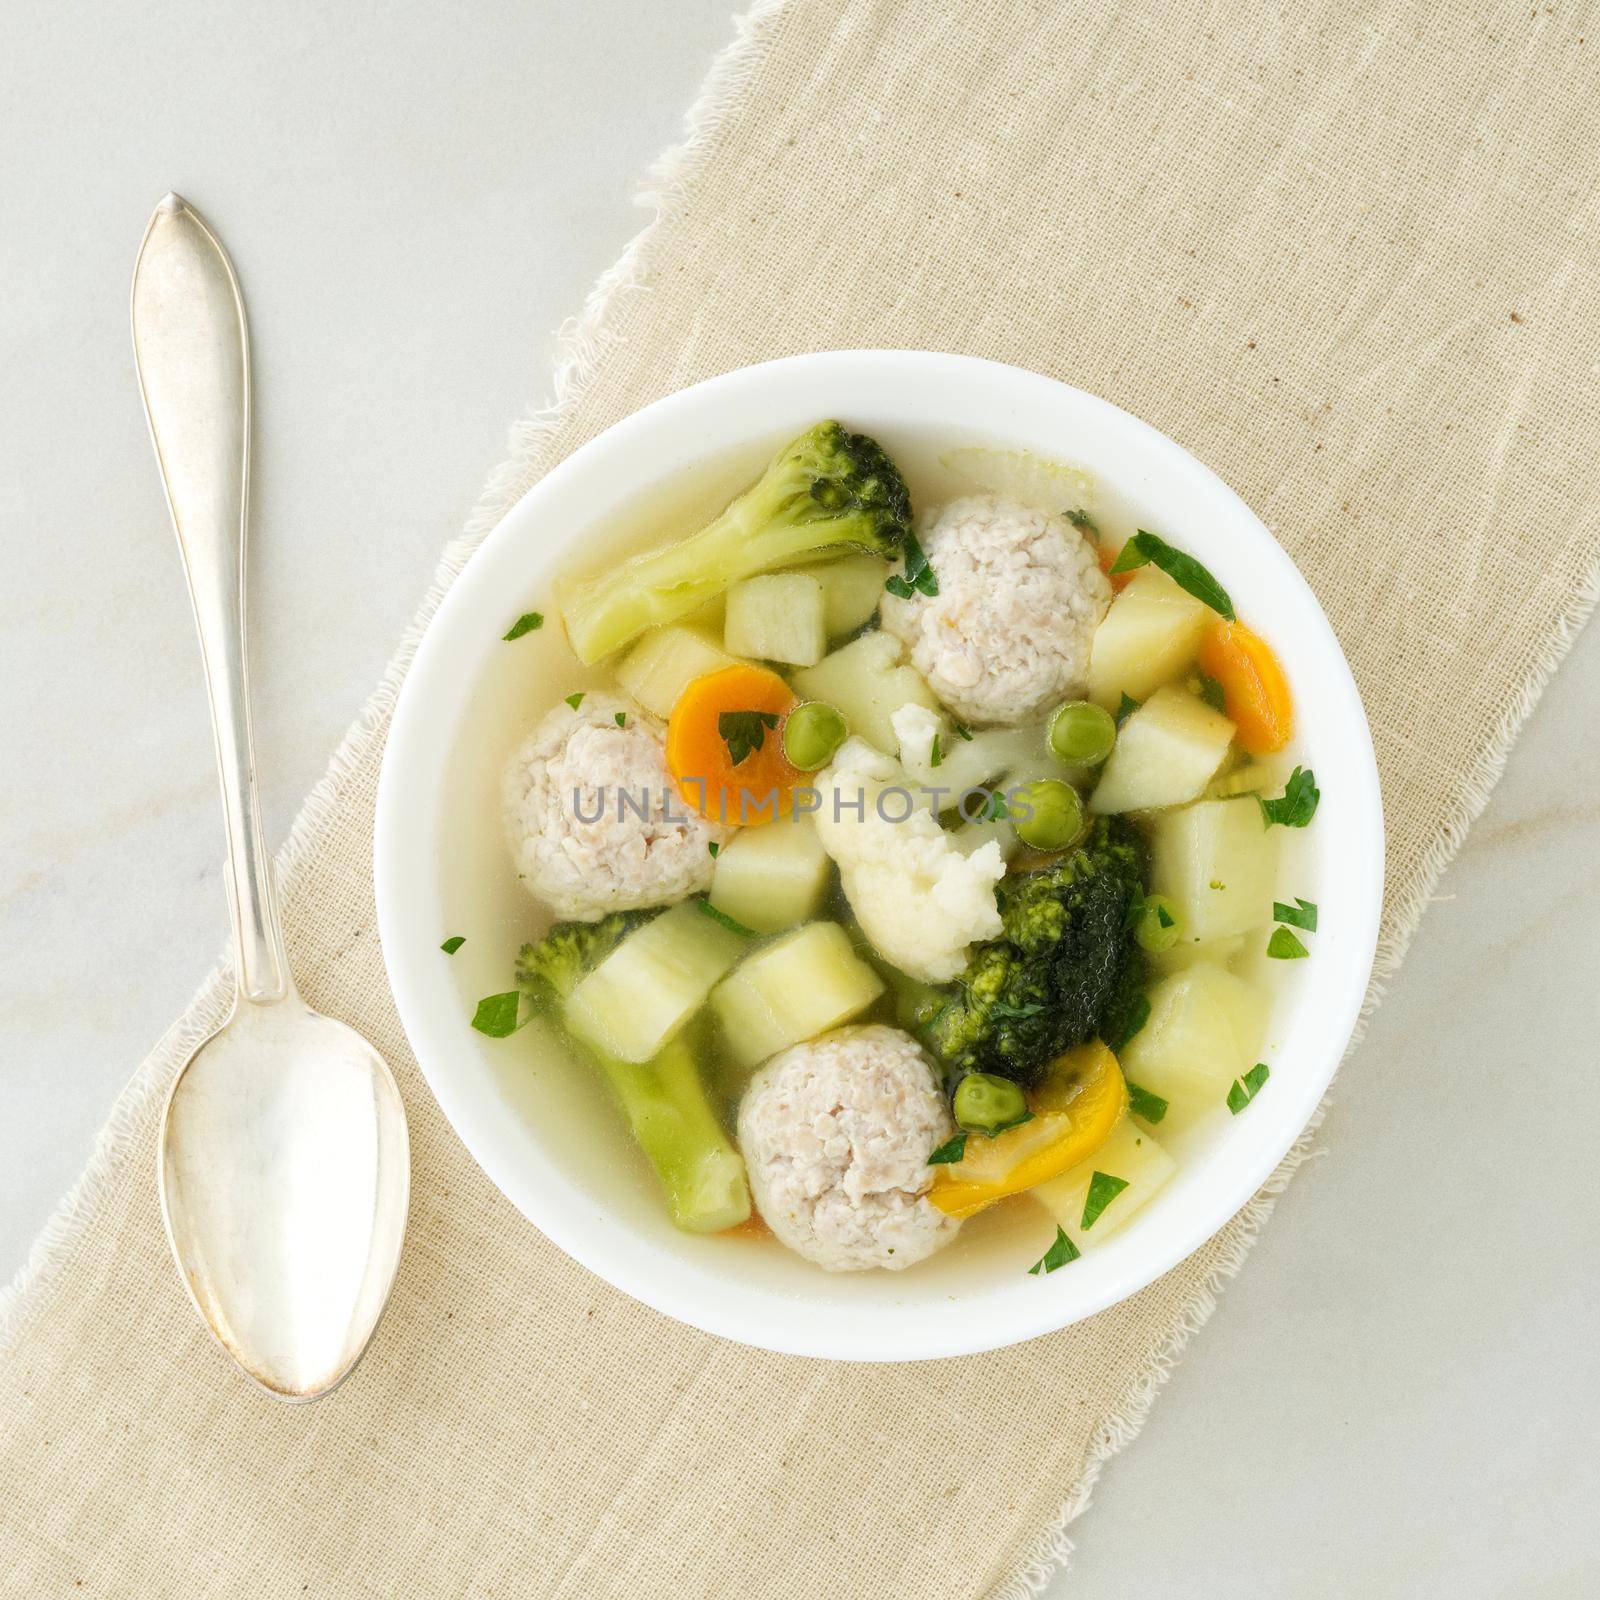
left=929, top=1042, right=1127, bottom=1219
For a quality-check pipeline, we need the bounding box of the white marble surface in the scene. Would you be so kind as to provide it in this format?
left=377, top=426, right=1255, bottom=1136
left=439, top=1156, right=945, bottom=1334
left=3, top=5, right=1596, bottom=1595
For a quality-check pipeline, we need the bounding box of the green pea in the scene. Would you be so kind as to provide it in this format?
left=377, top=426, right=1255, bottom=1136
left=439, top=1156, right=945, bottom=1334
left=782, top=700, right=848, bottom=770
left=1135, top=893, right=1183, bottom=954
left=1011, top=778, right=1085, bottom=851
left=1048, top=700, right=1117, bottom=766
left=952, top=1072, right=1031, bottom=1136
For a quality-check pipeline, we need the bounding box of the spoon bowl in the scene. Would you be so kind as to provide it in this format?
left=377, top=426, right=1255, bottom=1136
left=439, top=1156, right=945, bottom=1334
left=159, top=996, right=409, bottom=1400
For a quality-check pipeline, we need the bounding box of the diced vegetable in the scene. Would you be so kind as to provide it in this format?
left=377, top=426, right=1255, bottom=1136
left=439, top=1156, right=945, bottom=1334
left=1086, top=568, right=1211, bottom=708
left=593, top=1030, right=752, bottom=1232
left=1149, top=796, right=1282, bottom=942
left=792, top=553, right=891, bottom=637
left=564, top=901, right=746, bottom=1063
left=1148, top=933, right=1247, bottom=975
left=1197, top=620, right=1293, bottom=754
left=724, top=572, right=827, bottom=666
left=1089, top=688, right=1236, bottom=814
left=1205, top=758, right=1276, bottom=799
left=789, top=631, right=940, bottom=752
left=665, top=662, right=801, bottom=825
left=928, top=1042, right=1126, bottom=1218
left=1116, top=961, right=1269, bottom=1133
left=1031, top=1118, right=1176, bottom=1248
left=615, top=625, right=736, bottom=718
left=711, top=922, right=885, bottom=1067
left=708, top=811, right=831, bottom=934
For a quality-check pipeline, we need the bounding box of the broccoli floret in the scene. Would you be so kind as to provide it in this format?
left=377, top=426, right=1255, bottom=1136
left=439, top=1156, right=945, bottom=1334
left=513, top=909, right=749, bottom=1233
left=561, top=420, right=913, bottom=662
left=923, top=818, right=1149, bottom=1086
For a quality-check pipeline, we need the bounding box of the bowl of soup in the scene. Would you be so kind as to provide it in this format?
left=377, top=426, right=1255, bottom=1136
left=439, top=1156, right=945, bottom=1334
left=374, top=350, right=1382, bottom=1359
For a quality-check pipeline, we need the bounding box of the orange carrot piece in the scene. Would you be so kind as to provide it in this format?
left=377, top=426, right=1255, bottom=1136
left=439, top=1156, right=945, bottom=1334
left=1096, top=541, right=1135, bottom=591
left=1197, top=619, right=1293, bottom=753
left=666, top=662, right=801, bottom=825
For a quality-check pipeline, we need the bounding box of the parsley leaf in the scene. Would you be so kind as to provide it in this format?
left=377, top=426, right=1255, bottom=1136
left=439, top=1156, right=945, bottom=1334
left=953, top=722, right=974, bottom=741
left=1081, top=1171, right=1130, bottom=1230
left=718, top=709, right=779, bottom=765
left=503, top=611, right=544, bottom=641
left=1108, top=530, right=1235, bottom=619
left=928, top=1132, right=968, bottom=1165
left=886, top=531, right=939, bottom=599
left=1196, top=671, right=1227, bottom=713
left=1029, top=1225, right=1081, bottom=1275
left=1127, top=1081, right=1169, bottom=1124
left=707, top=841, right=720, bottom=859
left=1114, top=692, right=1141, bottom=728
left=1065, top=507, right=1099, bottom=532
left=697, top=897, right=756, bottom=937
left=1259, top=766, right=1320, bottom=829
left=980, top=791, right=1010, bottom=822
left=470, top=991, right=523, bottom=1037
left=1227, top=1061, right=1271, bottom=1114
left=930, top=734, right=943, bottom=769
left=613, top=711, right=628, bottom=728
left=440, top=935, right=465, bottom=955
left=564, top=692, right=585, bottom=710
left=1266, top=926, right=1309, bottom=959
left=1273, top=897, right=1318, bottom=931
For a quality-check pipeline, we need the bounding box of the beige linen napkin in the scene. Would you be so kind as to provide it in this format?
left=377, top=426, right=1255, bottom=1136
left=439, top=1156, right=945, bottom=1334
left=5, top=2, right=1599, bottom=1594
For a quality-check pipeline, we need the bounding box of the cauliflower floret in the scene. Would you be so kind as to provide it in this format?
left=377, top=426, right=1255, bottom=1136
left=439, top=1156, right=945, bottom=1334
left=503, top=691, right=730, bottom=921
left=737, top=1024, right=960, bottom=1272
left=880, top=494, right=1111, bottom=726
left=813, top=737, right=1003, bottom=982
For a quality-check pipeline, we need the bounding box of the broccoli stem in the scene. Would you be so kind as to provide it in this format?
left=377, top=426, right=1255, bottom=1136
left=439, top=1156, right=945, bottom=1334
left=562, top=493, right=841, bottom=663
left=584, top=1029, right=752, bottom=1233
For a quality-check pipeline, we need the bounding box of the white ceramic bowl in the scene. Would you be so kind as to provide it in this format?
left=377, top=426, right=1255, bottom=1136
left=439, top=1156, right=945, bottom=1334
left=375, top=351, right=1382, bottom=1361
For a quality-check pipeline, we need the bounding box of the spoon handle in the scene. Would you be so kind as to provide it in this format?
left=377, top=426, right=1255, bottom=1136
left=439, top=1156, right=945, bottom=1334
left=131, top=195, right=289, bottom=1005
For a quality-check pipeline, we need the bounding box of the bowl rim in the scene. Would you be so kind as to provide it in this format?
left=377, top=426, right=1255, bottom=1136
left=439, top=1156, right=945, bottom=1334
left=375, top=350, right=1384, bottom=1361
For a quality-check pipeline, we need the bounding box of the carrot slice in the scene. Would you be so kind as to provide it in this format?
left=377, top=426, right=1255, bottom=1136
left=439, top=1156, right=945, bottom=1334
left=1197, top=619, right=1293, bottom=754
left=666, top=662, right=801, bottom=825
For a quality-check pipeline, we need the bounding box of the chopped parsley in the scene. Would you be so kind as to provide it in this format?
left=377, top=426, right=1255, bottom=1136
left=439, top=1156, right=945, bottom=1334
left=717, top=709, right=779, bottom=766
left=613, top=711, right=628, bottom=728
left=1127, top=1081, right=1169, bottom=1124
left=930, top=734, right=943, bottom=769
left=1065, top=507, right=1098, bottom=532
left=470, top=991, right=522, bottom=1037
left=440, top=935, right=466, bottom=955
left=707, top=841, right=721, bottom=859
left=1114, top=692, right=1141, bottom=727
left=1259, top=766, right=1320, bottom=829
left=953, top=723, right=975, bottom=742
left=1273, top=897, right=1318, bottom=931
left=979, top=790, right=1010, bottom=822
left=1081, top=1171, right=1130, bottom=1231
left=502, top=611, right=544, bottom=641
left=928, top=1132, right=968, bottom=1165
left=1108, top=530, right=1235, bottom=620
left=1266, top=926, right=1310, bottom=960
left=1227, top=1062, right=1271, bottom=1114
left=564, top=692, right=585, bottom=710
left=697, top=897, right=756, bottom=937
left=1029, top=1226, right=1081, bottom=1275
left=884, top=530, right=939, bottom=599
left=1196, top=671, right=1227, bottom=714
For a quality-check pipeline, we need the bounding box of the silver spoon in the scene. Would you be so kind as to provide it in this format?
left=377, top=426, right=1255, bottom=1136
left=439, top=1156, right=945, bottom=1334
left=132, top=194, right=409, bottom=1401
